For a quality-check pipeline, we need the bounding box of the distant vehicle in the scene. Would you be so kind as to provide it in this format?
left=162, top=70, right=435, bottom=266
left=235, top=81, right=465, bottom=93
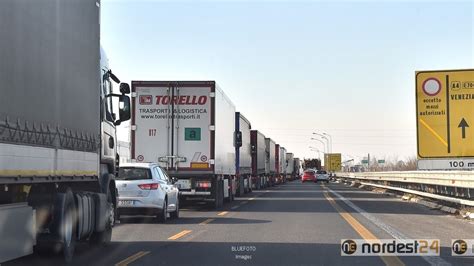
left=316, top=170, right=329, bottom=183
left=251, top=130, right=267, bottom=189
left=235, top=112, right=252, bottom=195
left=265, top=138, right=277, bottom=186
left=301, top=170, right=316, bottom=182
left=117, top=163, right=180, bottom=222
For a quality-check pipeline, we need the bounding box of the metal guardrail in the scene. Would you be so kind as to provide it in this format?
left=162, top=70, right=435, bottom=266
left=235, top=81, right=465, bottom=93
left=359, top=182, right=474, bottom=207
left=336, top=171, right=474, bottom=207
left=338, top=171, right=474, bottom=188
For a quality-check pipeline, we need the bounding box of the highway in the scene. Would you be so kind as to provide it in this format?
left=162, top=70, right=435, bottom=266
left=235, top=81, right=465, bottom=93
left=6, top=181, right=474, bottom=266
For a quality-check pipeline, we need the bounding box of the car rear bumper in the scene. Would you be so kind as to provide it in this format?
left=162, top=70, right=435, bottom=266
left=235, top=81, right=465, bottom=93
left=118, top=207, right=161, bottom=216
left=180, top=191, right=211, bottom=196
left=117, top=197, right=161, bottom=210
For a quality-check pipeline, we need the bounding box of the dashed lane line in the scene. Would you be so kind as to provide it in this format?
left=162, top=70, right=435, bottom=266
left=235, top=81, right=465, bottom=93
left=168, top=230, right=193, bottom=240
left=199, top=218, right=215, bottom=225
left=115, top=251, right=150, bottom=266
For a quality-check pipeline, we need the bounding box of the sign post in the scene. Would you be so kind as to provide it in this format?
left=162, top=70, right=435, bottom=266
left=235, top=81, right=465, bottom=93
left=416, top=69, right=474, bottom=170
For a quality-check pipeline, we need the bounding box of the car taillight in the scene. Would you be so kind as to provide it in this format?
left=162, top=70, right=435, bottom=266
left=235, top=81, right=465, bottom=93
left=138, top=183, right=159, bottom=190
left=196, top=181, right=211, bottom=188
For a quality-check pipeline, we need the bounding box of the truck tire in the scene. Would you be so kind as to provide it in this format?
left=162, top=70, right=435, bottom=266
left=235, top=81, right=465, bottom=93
left=51, top=188, right=77, bottom=263
left=225, top=178, right=233, bottom=203
left=90, top=191, right=113, bottom=245
left=210, top=179, right=224, bottom=209
left=157, top=199, right=168, bottom=223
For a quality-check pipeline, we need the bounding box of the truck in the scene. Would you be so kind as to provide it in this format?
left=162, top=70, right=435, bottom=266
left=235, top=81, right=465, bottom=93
left=0, top=0, right=131, bottom=262
left=250, top=130, right=266, bottom=189
left=304, top=158, right=322, bottom=170
left=131, top=81, right=236, bottom=208
left=285, top=153, right=295, bottom=181
left=235, top=112, right=252, bottom=195
left=279, top=146, right=287, bottom=183
left=265, top=138, right=276, bottom=186
left=275, top=144, right=281, bottom=184
left=294, top=158, right=302, bottom=179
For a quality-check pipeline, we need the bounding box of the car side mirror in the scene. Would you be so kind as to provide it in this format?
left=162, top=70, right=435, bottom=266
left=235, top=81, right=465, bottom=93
left=115, top=95, right=131, bottom=125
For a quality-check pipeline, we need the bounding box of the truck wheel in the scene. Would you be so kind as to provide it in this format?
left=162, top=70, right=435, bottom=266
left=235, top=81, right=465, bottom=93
left=157, top=199, right=168, bottom=223
left=211, top=180, right=224, bottom=209
left=51, top=188, right=77, bottom=263
left=90, top=191, right=114, bottom=245
left=225, top=179, right=233, bottom=203
left=170, top=199, right=179, bottom=219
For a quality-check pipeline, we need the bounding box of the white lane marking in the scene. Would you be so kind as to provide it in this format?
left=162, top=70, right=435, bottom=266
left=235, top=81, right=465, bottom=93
left=325, top=186, right=450, bottom=266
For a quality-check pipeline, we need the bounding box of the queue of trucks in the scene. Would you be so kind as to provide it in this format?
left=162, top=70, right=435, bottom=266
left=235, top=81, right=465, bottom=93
left=0, top=0, right=131, bottom=262
left=131, top=81, right=302, bottom=208
left=0, top=0, right=301, bottom=263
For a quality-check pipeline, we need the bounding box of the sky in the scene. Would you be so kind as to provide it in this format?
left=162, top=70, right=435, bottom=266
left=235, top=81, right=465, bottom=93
left=102, top=0, right=473, bottom=164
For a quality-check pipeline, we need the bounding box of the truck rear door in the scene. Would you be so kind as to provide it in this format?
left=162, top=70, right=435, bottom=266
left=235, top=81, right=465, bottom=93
left=132, top=82, right=212, bottom=172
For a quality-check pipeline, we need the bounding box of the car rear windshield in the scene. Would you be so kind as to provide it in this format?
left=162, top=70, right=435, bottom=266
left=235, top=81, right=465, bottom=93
left=118, top=167, right=152, bottom=180
left=304, top=170, right=315, bottom=174
left=317, top=170, right=327, bottom=174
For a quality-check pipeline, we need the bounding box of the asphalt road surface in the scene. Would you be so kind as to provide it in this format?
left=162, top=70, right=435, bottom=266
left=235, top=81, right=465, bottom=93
left=6, top=181, right=474, bottom=266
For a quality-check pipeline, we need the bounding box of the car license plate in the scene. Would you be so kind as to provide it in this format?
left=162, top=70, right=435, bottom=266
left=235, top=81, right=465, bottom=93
left=118, top=200, right=134, bottom=206
left=176, top=179, right=191, bottom=189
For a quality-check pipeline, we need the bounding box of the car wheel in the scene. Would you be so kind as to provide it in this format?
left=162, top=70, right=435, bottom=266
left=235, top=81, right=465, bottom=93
left=170, top=199, right=179, bottom=219
left=157, top=199, right=167, bottom=223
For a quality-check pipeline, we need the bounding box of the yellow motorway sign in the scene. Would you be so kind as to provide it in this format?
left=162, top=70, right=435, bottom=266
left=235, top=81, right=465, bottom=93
left=416, top=69, right=474, bottom=158
left=324, top=153, right=341, bottom=171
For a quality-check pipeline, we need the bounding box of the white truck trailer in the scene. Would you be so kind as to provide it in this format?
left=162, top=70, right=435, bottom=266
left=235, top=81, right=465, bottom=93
left=0, top=0, right=131, bottom=262
left=235, top=113, right=252, bottom=195
left=250, top=130, right=266, bottom=189
left=279, top=146, right=287, bottom=183
left=285, top=153, right=295, bottom=181
left=131, top=81, right=236, bottom=208
left=265, top=138, right=276, bottom=186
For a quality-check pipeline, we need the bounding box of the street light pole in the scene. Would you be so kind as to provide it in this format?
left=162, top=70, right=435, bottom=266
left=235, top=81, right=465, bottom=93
left=313, top=132, right=330, bottom=154
left=321, top=136, right=330, bottom=154
left=322, top=133, right=332, bottom=153
left=309, top=146, right=322, bottom=160
left=310, top=138, right=326, bottom=153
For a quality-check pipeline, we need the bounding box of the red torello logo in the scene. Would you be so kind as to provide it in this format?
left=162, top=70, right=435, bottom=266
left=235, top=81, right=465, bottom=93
left=139, top=95, right=153, bottom=105
left=155, top=95, right=207, bottom=105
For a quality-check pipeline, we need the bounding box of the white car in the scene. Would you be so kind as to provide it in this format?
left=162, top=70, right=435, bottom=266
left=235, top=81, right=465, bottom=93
left=315, top=170, right=330, bottom=183
left=117, top=163, right=179, bottom=222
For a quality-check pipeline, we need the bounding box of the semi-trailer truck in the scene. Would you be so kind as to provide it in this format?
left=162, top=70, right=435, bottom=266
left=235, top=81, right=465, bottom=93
left=275, top=144, right=281, bottom=184
left=279, top=146, right=287, bottom=183
left=131, top=81, right=236, bottom=208
left=250, top=130, right=266, bottom=189
left=235, top=113, right=252, bottom=195
left=285, top=153, right=295, bottom=181
left=294, top=158, right=302, bottom=179
left=265, top=138, right=276, bottom=186
left=0, top=0, right=131, bottom=262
